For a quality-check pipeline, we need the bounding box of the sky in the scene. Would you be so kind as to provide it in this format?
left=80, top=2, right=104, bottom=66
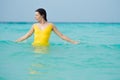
left=0, top=0, right=120, bottom=22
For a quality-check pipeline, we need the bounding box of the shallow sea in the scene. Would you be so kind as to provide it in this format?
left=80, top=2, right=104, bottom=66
left=0, top=22, right=120, bottom=80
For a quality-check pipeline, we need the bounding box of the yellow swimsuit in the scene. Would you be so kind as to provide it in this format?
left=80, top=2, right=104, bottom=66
left=32, top=23, right=53, bottom=46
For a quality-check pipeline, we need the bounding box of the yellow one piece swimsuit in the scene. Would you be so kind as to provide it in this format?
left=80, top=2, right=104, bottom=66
left=32, top=23, right=53, bottom=46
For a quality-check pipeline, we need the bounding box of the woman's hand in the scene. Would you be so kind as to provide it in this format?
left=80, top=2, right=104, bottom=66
left=71, top=40, right=80, bottom=44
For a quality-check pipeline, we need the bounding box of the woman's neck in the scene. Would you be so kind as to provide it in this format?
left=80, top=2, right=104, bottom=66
left=39, top=19, right=47, bottom=24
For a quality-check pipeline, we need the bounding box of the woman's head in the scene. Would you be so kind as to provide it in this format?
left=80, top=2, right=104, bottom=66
left=35, top=8, right=47, bottom=22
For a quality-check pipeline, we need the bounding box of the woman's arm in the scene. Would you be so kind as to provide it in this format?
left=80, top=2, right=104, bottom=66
left=15, top=25, right=34, bottom=42
left=52, top=24, right=79, bottom=44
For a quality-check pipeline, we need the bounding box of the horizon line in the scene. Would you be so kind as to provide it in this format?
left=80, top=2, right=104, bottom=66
left=0, top=21, right=120, bottom=24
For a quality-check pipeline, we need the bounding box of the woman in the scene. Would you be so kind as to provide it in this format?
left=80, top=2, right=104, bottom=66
left=16, top=8, right=79, bottom=46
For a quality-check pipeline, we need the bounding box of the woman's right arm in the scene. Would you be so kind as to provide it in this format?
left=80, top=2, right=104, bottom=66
left=15, top=25, right=34, bottom=42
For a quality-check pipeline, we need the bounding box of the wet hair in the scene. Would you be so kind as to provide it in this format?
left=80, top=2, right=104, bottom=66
left=35, top=8, right=47, bottom=21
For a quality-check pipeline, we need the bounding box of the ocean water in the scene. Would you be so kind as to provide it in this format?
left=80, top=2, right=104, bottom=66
left=0, top=22, right=120, bottom=80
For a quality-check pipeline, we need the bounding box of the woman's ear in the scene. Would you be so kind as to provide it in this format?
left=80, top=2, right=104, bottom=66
left=42, top=14, right=45, bottom=18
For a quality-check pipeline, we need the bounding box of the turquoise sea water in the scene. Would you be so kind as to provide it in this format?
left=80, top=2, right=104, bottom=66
left=0, top=22, right=120, bottom=80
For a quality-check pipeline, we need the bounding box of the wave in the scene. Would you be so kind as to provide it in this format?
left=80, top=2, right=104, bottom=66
left=0, top=40, right=14, bottom=45
left=0, top=40, right=120, bottom=49
left=75, top=42, right=120, bottom=49
left=0, top=40, right=31, bottom=47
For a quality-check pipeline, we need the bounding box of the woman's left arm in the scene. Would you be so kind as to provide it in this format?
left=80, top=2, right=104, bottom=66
left=52, top=24, right=79, bottom=44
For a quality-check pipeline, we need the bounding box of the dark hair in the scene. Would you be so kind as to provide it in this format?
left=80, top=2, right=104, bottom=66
left=35, top=8, right=47, bottom=21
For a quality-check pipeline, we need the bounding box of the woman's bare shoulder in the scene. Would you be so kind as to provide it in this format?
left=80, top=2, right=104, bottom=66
left=48, top=22, right=55, bottom=27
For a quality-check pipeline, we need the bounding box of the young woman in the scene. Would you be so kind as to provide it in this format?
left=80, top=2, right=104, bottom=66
left=16, top=8, right=79, bottom=46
